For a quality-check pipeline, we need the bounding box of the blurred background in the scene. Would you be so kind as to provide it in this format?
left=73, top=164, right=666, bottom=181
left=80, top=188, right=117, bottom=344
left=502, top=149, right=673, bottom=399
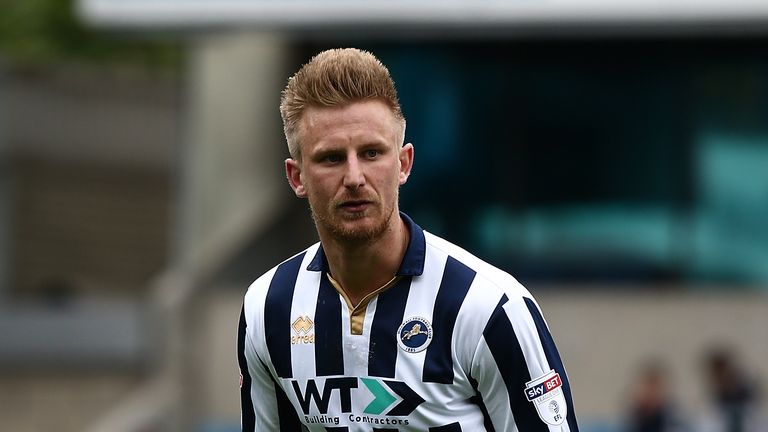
left=1, top=0, right=767, bottom=431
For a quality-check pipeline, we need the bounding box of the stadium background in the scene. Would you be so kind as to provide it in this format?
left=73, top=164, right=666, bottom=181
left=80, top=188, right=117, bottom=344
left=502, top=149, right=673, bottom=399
left=0, top=1, right=767, bottom=431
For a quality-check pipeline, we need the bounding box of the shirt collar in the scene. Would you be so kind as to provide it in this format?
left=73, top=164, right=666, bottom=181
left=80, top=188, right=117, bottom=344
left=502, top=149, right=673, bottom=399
left=307, top=211, right=426, bottom=277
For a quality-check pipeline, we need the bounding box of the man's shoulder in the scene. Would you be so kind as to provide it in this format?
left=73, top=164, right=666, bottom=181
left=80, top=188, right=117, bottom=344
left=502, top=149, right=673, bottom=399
left=423, top=231, right=532, bottom=299
left=244, top=242, right=320, bottom=297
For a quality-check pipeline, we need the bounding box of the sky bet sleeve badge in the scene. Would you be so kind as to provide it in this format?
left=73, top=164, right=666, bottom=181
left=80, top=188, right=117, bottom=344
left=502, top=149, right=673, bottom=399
left=524, top=369, right=567, bottom=426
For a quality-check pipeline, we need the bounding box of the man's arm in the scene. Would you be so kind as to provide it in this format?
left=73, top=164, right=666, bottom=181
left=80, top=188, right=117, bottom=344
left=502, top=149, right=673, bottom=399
left=237, top=305, right=303, bottom=432
left=470, top=294, right=579, bottom=432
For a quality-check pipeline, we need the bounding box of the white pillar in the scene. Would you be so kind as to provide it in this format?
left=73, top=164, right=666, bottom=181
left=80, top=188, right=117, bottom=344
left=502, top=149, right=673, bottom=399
left=169, top=32, right=292, bottom=431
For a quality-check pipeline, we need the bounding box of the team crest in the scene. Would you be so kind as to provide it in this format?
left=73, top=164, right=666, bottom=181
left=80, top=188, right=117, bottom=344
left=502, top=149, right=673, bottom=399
left=397, top=317, right=433, bottom=353
left=524, top=369, right=567, bottom=426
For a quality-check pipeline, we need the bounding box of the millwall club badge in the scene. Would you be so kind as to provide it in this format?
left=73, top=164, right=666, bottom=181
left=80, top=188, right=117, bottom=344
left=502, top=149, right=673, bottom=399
left=524, top=369, right=567, bottom=426
left=397, top=317, right=433, bottom=353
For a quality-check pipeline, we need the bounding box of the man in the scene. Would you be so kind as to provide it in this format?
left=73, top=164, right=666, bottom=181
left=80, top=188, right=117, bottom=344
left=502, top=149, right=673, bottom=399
left=625, top=361, right=685, bottom=432
left=238, top=48, right=578, bottom=431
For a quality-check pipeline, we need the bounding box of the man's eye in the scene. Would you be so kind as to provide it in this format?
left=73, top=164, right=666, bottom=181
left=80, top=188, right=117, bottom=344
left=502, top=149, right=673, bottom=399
left=325, top=154, right=342, bottom=163
left=364, top=149, right=379, bottom=158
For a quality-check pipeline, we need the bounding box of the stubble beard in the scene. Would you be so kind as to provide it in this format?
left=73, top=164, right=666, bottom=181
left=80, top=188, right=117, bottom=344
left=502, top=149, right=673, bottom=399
left=309, top=195, right=398, bottom=246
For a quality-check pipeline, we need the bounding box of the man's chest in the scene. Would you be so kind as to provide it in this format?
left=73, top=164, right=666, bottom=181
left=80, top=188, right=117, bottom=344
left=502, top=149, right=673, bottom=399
left=265, top=294, right=479, bottom=428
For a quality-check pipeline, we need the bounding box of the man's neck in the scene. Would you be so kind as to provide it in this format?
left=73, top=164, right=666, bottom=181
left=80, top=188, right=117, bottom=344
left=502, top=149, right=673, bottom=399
left=320, top=214, right=409, bottom=307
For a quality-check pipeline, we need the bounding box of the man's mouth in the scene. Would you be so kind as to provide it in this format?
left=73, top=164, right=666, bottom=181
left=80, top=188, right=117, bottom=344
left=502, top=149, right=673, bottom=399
left=339, top=200, right=373, bottom=212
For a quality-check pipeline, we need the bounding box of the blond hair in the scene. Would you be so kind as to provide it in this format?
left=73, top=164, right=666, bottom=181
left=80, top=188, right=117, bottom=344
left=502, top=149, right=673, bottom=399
left=280, top=48, right=405, bottom=159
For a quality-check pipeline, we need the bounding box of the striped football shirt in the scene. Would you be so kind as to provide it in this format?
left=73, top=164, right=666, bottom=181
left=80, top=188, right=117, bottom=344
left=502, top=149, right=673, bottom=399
left=238, top=213, right=578, bottom=431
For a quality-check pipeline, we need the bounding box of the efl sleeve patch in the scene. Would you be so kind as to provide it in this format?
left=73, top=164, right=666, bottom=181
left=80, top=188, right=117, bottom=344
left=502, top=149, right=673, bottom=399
left=524, top=369, right=567, bottom=426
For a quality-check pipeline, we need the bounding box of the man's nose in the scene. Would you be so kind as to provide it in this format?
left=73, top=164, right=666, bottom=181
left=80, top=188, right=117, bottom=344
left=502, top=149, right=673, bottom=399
left=343, top=156, right=366, bottom=189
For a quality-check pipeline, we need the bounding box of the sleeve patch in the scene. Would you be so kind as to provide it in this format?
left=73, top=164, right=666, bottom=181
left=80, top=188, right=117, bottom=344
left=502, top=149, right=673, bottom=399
left=524, top=370, right=567, bottom=426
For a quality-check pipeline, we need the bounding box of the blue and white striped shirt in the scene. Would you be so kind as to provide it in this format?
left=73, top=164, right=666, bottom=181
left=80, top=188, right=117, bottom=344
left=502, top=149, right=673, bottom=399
left=239, top=213, right=578, bottom=431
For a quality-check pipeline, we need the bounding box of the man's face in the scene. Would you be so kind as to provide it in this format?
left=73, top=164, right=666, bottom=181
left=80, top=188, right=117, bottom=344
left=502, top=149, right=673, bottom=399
left=285, top=99, right=413, bottom=244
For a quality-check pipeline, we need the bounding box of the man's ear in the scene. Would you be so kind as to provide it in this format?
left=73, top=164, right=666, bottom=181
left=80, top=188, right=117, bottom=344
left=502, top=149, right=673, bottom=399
left=398, top=143, right=414, bottom=185
left=285, top=158, right=306, bottom=198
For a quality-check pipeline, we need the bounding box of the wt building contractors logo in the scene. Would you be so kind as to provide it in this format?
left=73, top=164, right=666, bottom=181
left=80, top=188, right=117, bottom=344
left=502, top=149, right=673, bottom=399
left=290, top=377, right=425, bottom=427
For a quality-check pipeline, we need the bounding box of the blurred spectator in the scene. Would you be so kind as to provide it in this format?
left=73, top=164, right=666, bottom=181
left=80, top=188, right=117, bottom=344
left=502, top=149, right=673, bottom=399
left=626, top=361, right=686, bottom=432
left=699, top=347, right=765, bottom=432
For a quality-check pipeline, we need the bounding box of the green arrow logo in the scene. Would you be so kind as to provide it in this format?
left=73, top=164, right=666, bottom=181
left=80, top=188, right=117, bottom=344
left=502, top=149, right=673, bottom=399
left=361, top=378, right=397, bottom=414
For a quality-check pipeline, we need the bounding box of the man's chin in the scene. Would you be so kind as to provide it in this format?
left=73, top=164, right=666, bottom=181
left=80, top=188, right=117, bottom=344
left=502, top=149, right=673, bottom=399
left=311, top=204, right=395, bottom=244
left=325, top=214, right=392, bottom=244
left=332, top=221, right=382, bottom=243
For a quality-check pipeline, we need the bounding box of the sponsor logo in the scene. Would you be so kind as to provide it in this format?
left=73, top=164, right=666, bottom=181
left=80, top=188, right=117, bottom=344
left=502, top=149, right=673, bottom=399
left=291, top=315, right=315, bottom=344
left=397, top=317, right=433, bottom=353
left=524, top=372, right=562, bottom=401
left=290, top=377, right=425, bottom=420
left=524, top=370, right=567, bottom=426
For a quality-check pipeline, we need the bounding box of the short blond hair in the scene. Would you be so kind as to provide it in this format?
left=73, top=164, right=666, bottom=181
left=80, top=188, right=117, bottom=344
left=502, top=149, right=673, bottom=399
left=280, top=48, right=405, bottom=159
